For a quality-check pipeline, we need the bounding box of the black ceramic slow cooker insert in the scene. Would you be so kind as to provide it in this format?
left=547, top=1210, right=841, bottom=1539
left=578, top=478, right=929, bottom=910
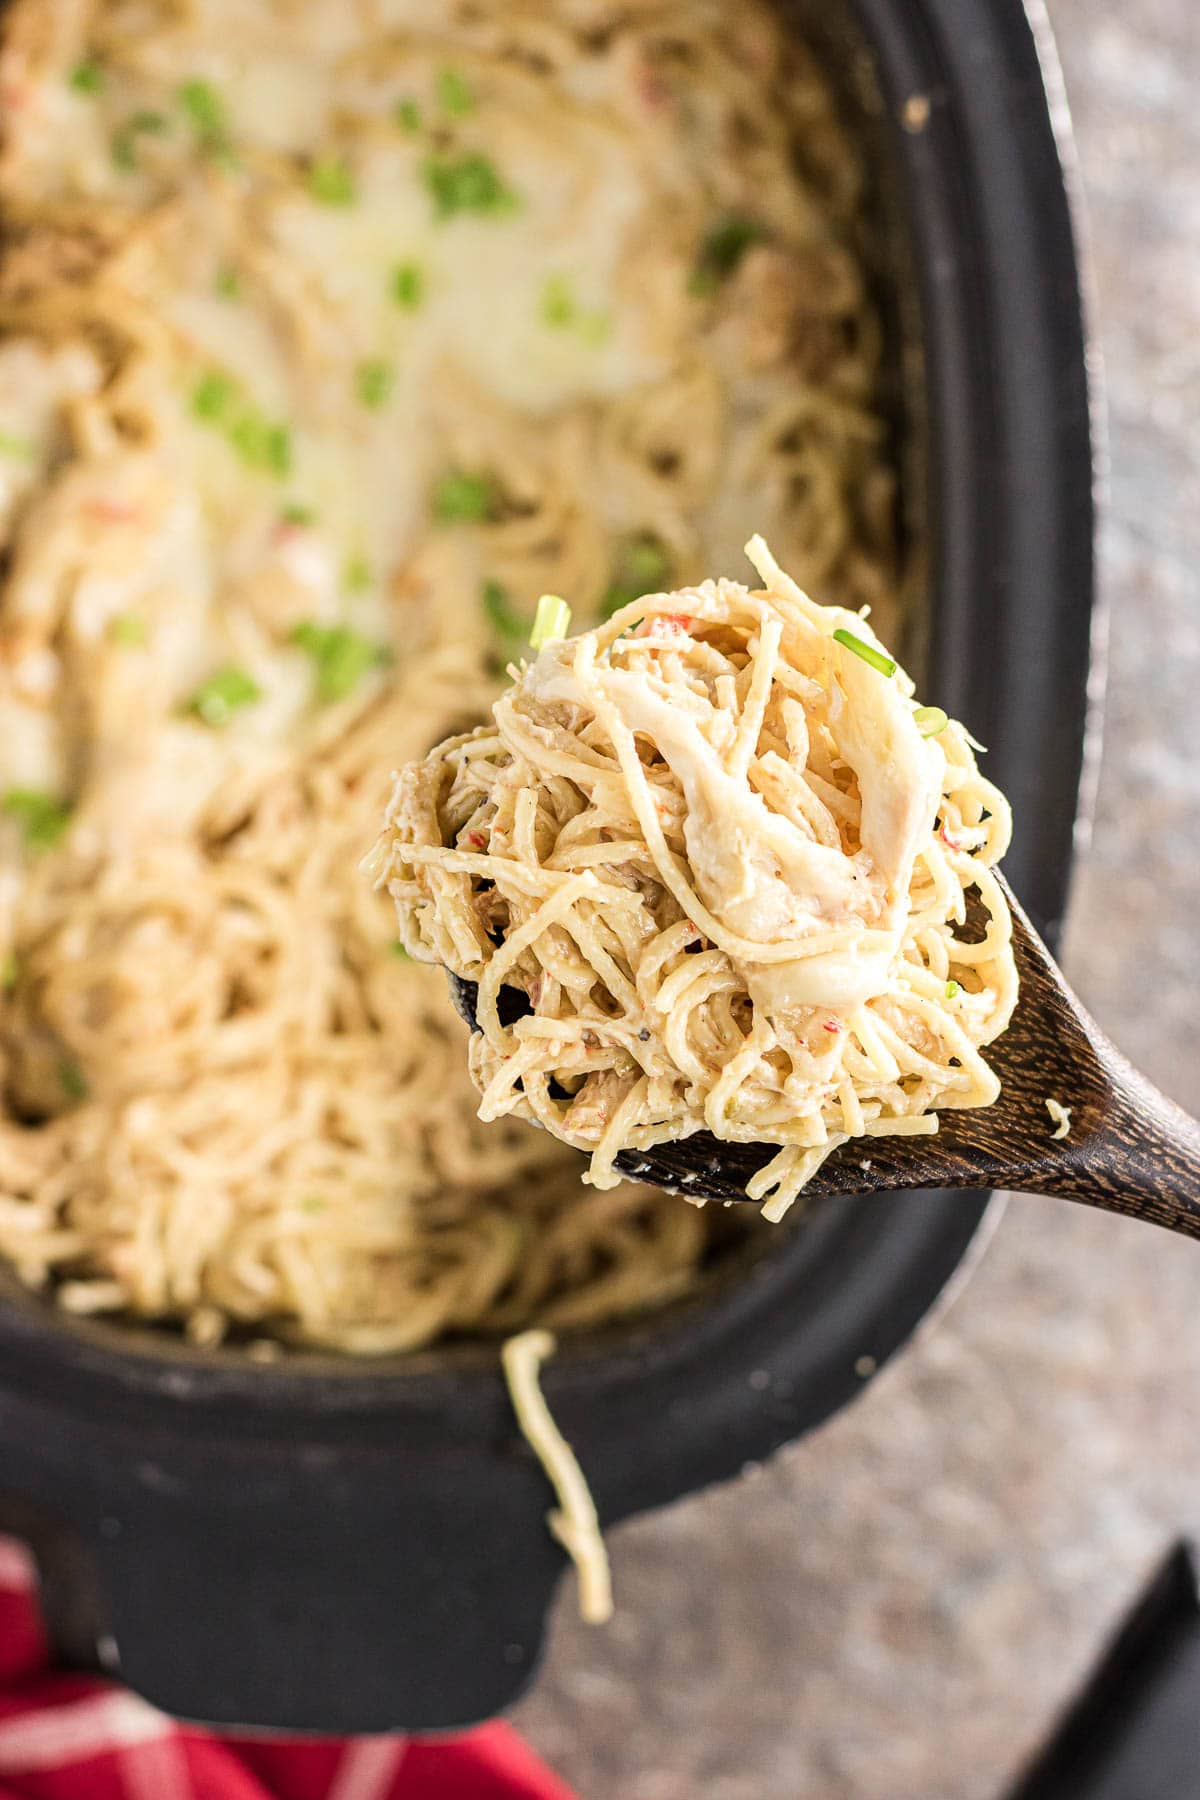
left=0, top=0, right=1097, bottom=1734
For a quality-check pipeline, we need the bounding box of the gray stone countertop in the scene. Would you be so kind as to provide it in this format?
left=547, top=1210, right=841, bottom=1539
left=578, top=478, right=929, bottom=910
left=511, top=0, right=1200, bottom=1792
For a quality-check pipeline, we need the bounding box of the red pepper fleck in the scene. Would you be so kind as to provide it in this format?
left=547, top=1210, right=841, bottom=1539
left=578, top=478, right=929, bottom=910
left=465, top=831, right=485, bottom=849
left=939, top=823, right=961, bottom=852
left=823, top=1020, right=840, bottom=1034
left=638, top=613, right=693, bottom=639
left=635, top=67, right=671, bottom=113
left=87, top=499, right=140, bottom=524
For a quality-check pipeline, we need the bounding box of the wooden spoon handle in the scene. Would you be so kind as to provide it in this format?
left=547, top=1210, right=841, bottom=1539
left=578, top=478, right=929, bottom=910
left=1016, top=1038, right=1200, bottom=1239
left=978, top=879, right=1200, bottom=1239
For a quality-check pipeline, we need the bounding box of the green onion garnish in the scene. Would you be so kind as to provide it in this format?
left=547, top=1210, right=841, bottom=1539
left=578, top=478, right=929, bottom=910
left=178, top=77, right=226, bottom=139
left=436, top=68, right=474, bottom=115
left=342, top=554, right=372, bottom=593
left=356, top=359, right=394, bottom=410
left=69, top=61, right=104, bottom=96
left=2, top=789, right=71, bottom=853
left=394, top=98, right=422, bottom=133
left=0, top=430, right=35, bottom=462
left=263, top=425, right=292, bottom=476
left=391, top=941, right=411, bottom=960
left=481, top=579, right=527, bottom=644
left=0, top=953, right=18, bottom=990
left=541, top=275, right=575, bottom=328
left=530, top=593, right=571, bottom=650
left=111, top=110, right=169, bottom=170
left=57, top=1058, right=89, bottom=1103
left=601, top=534, right=672, bottom=616
left=832, top=628, right=897, bottom=679
left=229, top=413, right=291, bottom=476
left=302, top=1194, right=327, bottom=1215
left=390, top=261, right=424, bottom=309
left=308, top=154, right=356, bottom=207
left=109, top=613, right=147, bottom=646
left=424, top=152, right=517, bottom=221
left=433, top=469, right=498, bottom=524
left=191, top=368, right=237, bottom=420
left=185, top=667, right=262, bottom=727
left=290, top=622, right=390, bottom=703
left=579, top=310, right=611, bottom=347
left=914, top=705, right=949, bottom=737
left=688, top=215, right=765, bottom=296
left=280, top=502, right=314, bottom=526
left=191, top=370, right=291, bottom=475
left=945, top=980, right=961, bottom=999
left=215, top=265, right=241, bottom=300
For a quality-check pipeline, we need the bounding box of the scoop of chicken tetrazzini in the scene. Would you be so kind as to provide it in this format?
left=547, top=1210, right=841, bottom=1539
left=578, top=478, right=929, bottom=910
left=372, top=536, right=1019, bottom=1220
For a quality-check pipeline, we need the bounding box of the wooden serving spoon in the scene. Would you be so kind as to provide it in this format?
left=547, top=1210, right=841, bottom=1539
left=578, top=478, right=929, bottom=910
left=448, top=875, right=1200, bottom=1237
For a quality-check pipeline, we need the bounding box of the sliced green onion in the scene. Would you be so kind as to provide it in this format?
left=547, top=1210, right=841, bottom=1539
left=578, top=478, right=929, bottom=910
left=579, top=310, right=611, bottom=347
left=290, top=622, right=390, bottom=703
left=390, top=260, right=424, bottom=309
left=0, top=430, right=35, bottom=462
left=436, top=68, right=474, bottom=115
left=0, top=953, right=18, bottom=990
left=832, top=627, right=897, bottom=679
left=2, top=789, right=71, bottom=853
left=390, top=941, right=411, bottom=960
left=191, top=370, right=291, bottom=475
left=191, top=368, right=237, bottom=420
left=69, top=61, right=104, bottom=96
left=688, top=215, right=765, bottom=296
left=302, top=1194, right=327, bottom=1215
left=424, top=152, right=517, bottom=220
left=230, top=414, right=292, bottom=476
left=541, top=274, right=576, bottom=329
left=945, top=980, right=961, bottom=999
left=308, top=154, right=356, bottom=206
left=601, top=534, right=672, bottom=617
left=342, top=554, right=372, bottom=593
left=214, top=265, right=241, bottom=300
left=482, top=579, right=527, bottom=644
left=185, top=667, right=262, bottom=727
left=111, top=110, right=169, bottom=170
left=356, top=359, right=394, bottom=410
left=178, top=77, right=226, bottom=139
left=433, top=469, right=498, bottom=524
left=531, top=593, right=571, bottom=651
left=109, top=612, right=147, bottom=646
left=280, top=502, right=315, bottom=526
left=57, top=1058, right=89, bottom=1103
left=394, top=98, right=422, bottom=133
left=914, top=705, right=949, bottom=737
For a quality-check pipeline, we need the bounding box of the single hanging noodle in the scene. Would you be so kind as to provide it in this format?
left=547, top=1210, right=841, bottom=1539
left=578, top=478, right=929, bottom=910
left=378, top=538, right=1019, bottom=1219
left=501, top=1329, right=613, bottom=1625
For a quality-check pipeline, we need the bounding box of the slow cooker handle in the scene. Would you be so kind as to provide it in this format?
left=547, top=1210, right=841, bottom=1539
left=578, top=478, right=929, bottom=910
left=93, top=1483, right=563, bottom=1731
left=4, top=1434, right=567, bottom=1734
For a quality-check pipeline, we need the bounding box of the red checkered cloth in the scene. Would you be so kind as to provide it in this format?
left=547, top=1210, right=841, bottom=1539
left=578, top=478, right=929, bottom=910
left=0, top=1538, right=578, bottom=1800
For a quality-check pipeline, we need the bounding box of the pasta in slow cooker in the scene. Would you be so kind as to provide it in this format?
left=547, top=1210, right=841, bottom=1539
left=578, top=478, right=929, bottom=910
left=0, top=0, right=903, bottom=1348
